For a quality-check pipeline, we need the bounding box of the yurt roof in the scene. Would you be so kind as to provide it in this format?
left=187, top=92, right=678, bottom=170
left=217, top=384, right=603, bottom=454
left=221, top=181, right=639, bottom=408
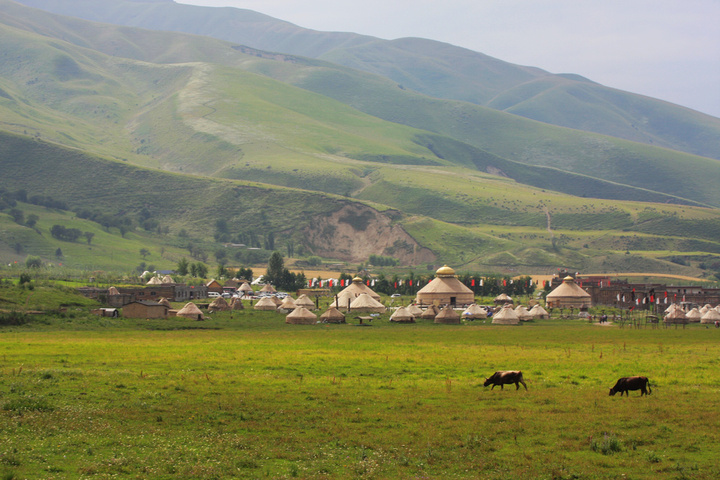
left=700, top=309, right=720, bottom=323
left=529, top=304, right=549, bottom=317
left=259, top=284, right=277, bottom=293
left=419, top=304, right=439, bottom=319
left=434, top=306, right=461, bottom=322
left=337, top=278, right=381, bottom=301
left=238, top=282, right=253, bottom=292
left=665, top=308, right=687, bottom=319
left=146, top=276, right=162, bottom=285
left=494, top=293, right=513, bottom=301
left=546, top=276, right=591, bottom=299
left=349, top=293, right=386, bottom=313
left=162, top=275, right=175, bottom=284
left=280, top=296, right=297, bottom=309
left=686, top=308, right=702, bottom=320
left=254, top=296, right=278, bottom=310
left=515, top=305, right=533, bottom=320
left=390, top=306, right=414, bottom=322
left=177, top=302, right=203, bottom=318
left=407, top=304, right=424, bottom=316
left=229, top=297, right=244, bottom=310
left=286, top=306, right=317, bottom=321
left=108, top=286, right=120, bottom=296
left=320, top=307, right=345, bottom=322
left=492, top=305, right=520, bottom=325
left=295, top=294, right=315, bottom=308
left=416, top=275, right=473, bottom=295
left=209, top=297, right=230, bottom=310
left=157, top=297, right=172, bottom=308
left=462, top=304, right=487, bottom=319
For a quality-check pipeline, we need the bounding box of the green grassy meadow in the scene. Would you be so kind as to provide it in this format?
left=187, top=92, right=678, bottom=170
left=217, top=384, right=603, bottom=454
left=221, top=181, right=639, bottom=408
left=1, top=307, right=719, bottom=479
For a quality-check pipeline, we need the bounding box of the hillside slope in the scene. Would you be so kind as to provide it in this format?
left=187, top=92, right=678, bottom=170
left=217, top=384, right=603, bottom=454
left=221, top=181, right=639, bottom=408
left=13, top=0, right=720, bottom=161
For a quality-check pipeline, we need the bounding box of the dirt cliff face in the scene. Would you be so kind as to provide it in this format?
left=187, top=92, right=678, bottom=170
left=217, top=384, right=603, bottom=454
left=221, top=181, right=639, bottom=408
left=300, top=204, right=436, bottom=265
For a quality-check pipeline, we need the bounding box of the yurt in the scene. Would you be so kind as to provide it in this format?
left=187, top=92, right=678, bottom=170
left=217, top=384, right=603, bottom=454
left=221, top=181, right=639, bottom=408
left=337, top=277, right=381, bottom=301
left=685, top=308, right=702, bottom=323
left=208, top=297, right=230, bottom=312
left=390, top=306, right=415, bottom=323
left=108, top=286, right=120, bottom=296
left=295, top=294, right=316, bottom=310
left=546, top=276, right=592, bottom=308
left=238, top=282, right=253, bottom=296
left=434, top=306, right=461, bottom=324
left=176, top=302, right=204, bottom=320
left=491, top=304, right=520, bottom=325
left=514, top=305, right=533, bottom=321
left=279, top=296, right=297, bottom=311
left=259, top=284, right=277, bottom=294
left=229, top=297, right=244, bottom=310
left=320, top=307, right=346, bottom=324
left=407, top=304, right=424, bottom=317
left=161, top=275, right=175, bottom=284
left=700, top=308, right=720, bottom=324
left=665, top=303, right=680, bottom=315
left=147, top=276, right=162, bottom=285
left=529, top=304, right=549, bottom=319
left=254, top=296, right=278, bottom=311
left=462, top=304, right=487, bottom=320
left=333, top=290, right=357, bottom=311
left=493, top=293, right=513, bottom=305
left=664, top=308, right=687, bottom=324
left=419, top=304, right=440, bottom=320
left=157, top=297, right=172, bottom=308
left=286, top=307, right=317, bottom=325
left=349, top=293, right=387, bottom=313
left=415, top=265, right=474, bottom=306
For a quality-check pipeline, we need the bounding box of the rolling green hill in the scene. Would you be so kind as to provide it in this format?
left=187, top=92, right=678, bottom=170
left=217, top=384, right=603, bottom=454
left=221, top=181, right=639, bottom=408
left=14, top=0, right=720, bottom=162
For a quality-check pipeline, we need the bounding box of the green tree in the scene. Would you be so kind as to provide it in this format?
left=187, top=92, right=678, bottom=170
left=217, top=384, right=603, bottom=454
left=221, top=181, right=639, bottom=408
left=25, top=256, right=42, bottom=269
left=140, top=248, right=150, bottom=259
left=266, top=251, right=285, bottom=285
left=25, top=214, right=38, bottom=228
left=176, top=258, right=189, bottom=276
left=55, top=248, right=63, bottom=258
left=83, top=232, right=94, bottom=245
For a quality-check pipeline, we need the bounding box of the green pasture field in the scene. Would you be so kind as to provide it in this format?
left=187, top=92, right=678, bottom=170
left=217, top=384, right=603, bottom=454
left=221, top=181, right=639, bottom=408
left=1, top=309, right=719, bottom=479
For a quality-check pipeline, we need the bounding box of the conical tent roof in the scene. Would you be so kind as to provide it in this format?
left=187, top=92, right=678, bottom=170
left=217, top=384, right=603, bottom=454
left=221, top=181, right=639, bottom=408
left=529, top=304, right=549, bottom=319
left=280, top=296, right=297, bottom=310
left=259, top=284, right=276, bottom=294
left=546, top=277, right=591, bottom=301
left=665, top=303, right=680, bottom=314
left=295, top=294, right=315, bottom=309
left=147, top=276, right=162, bottom=285
left=229, top=297, right=244, bottom=310
left=665, top=308, right=687, bottom=323
left=239, top=282, right=253, bottom=293
left=514, top=305, right=533, bottom=321
left=390, top=306, right=415, bottom=323
left=492, top=304, right=520, bottom=325
left=349, top=293, right=386, bottom=313
left=494, top=293, right=513, bottom=303
left=157, top=297, right=172, bottom=308
left=419, top=304, right=439, bottom=320
left=462, top=304, right=487, bottom=319
left=254, top=296, right=278, bottom=311
left=286, top=306, right=317, bottom=325
left=415, top=265, right=474, bottom=305
left=407, top=304, right=424, bottom=316
left=162, top=275, right=175, bottom=284
left=434, top=306, right=461, bottom=324
left=686, top=308, right=702, bottom=322
left=337, top=277, right=381, bottom=301
left=176, top=302, right=204, bottom=320
left=700, top=308, right=720, bottom=324
left=320, top=307, right=346, bottom=324
left=108, top=286, right=120, bottom=296
left=209, top=297, right=230, bottom=311
left=334, top=290, right=357, bottom=311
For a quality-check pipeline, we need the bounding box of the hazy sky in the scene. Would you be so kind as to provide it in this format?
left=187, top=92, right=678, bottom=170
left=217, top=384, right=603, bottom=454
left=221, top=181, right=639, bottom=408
left=178, top=0, right=720, bottom=118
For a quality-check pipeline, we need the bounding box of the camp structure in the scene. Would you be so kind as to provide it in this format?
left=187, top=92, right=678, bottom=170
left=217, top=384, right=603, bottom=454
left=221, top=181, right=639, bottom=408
left=529, top=304, right=549, bottom=319
left=349, top=293, right=386, bottom=313
left=279, top=296, right=297, bottom=311
left=254, top=296, right=278, bottom=311
left=333, top=290, right=357, bottom=311
left=419, top=304, right=440, bottom=320
left=208, top=296, right=231, bottom=312
left=415, top=265, right=474, bottom=306
left=238, top=282, right=253, bottom=296
left=685, top=307, right=702, bottom=323
left=295, top=294, right=316, bottom=310
left=407, top=304, right=424, bottom=317
left=664, top=307, right=687, bottom=324
left=123, top=301, right=169, bottom=319
left=146, top=276, right=162, bottom=285
left=462, top=304, right=487, bottom=320
left=162, top=275, right=175, bottom=284
left=545, top=276, right=592, bottom=309
left=514, top=305, right=533, bottom=321
left=259, top=284, right=277, bottom=294
left=176, top=302, right=204, bottom=320
left=491, top=304, right=520, bottom=325
left=493, top=293, right=513, bottom=305
left=286, top=306, right=317, bottom=325
left=700, top=308, right=720, bottom=324
left=206, top=279, right=223, bottom=294
left=108, top=286, right=120, bottom=296
left=434, top=306, right=461, bottom=324
left=229, top=297, right=244, bottom=310
left=337, top=277, right=381, bottom=301
left=390, top=306, right=415, bottom=323
left=157, top=297, right=172, bottom=308
left=320, top=307, right=346, bottom=324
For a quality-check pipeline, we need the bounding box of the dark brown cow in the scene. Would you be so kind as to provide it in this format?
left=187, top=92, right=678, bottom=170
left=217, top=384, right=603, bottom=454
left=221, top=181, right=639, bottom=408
left=609, top=376, right=652, bottom=396
left=483, top=371, right=527, bottom=390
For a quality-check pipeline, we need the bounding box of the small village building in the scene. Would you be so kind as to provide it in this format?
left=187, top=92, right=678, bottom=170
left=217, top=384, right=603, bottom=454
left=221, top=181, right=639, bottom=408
left=279, top=296, right=297, bottom=311
left=493, top=293, right=513, bottom=305
left=238, top=282, right=254, bottom=296
left=434, top=306, right=461, bottom=324
left=333, top=290, right=357, bottom=311
left=700, top=308, right=720, bottom=324
left=176, top=302, right=205, bottom=320
left=415, top=265, right=474, bottom=306
left=390, top=306, right=415, bottom=323
left=407, top=304, right=424, bottom=317
left=206, top=279, right=223, bottom=295
left=491, top=304, right=520, bottom=325
left=259, top=284, right=277, bottom=294
left=349, top=293, right=386, bottom=313
left=320, top=307, right=346, bottom=324
left=295, top=294, right=316, bottom=310
left=419, top=304, right=439, bottom=320
left=546, top=276, right=592, bottom=309
left=286, top=307, right=317, bottom=325
left=462, top=304, right=487, bottom=320
left=162, top=275, right=175, bottom=284
left=664, top=308, right=687, bottom=324
left=685, top=308, right=702, bottom=323
left=146, top=276, right=162, bottom=285
left=229, top=297, right=244, bottom=310
left=515, top=305, right=533, bottom=321
left=123, top=301, right=169, bottom=319
left=208, top=297, right=231, bottom=312
left=254, top=296, right=278, bottom=311
left=529, top=304, right=549, bottom=319
left=337, top=277, right=381, bottom=301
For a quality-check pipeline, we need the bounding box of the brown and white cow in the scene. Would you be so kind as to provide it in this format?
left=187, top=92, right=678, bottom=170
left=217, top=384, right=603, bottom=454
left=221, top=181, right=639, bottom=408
left=609, top=376, right=652, bottom=396
left=483, top=371, right=527, bottom=390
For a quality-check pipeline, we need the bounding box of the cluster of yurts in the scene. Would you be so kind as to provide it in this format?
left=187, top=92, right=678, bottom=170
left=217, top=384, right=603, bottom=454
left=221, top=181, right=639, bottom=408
left=664, top=303, right=720, bottom=324
left=222, top=265, right=548, bottom=325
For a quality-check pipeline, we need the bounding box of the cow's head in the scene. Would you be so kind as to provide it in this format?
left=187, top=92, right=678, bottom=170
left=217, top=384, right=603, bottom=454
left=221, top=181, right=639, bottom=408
left=483, top=378, right=492, bottom=387
left=608, top=388, right=617, bottom=396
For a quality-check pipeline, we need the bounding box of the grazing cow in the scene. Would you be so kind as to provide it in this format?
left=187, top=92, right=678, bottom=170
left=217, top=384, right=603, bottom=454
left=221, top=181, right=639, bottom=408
left=483, top=371, right=527, bottom=390
left=609, top=376, right=652, bottom=396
